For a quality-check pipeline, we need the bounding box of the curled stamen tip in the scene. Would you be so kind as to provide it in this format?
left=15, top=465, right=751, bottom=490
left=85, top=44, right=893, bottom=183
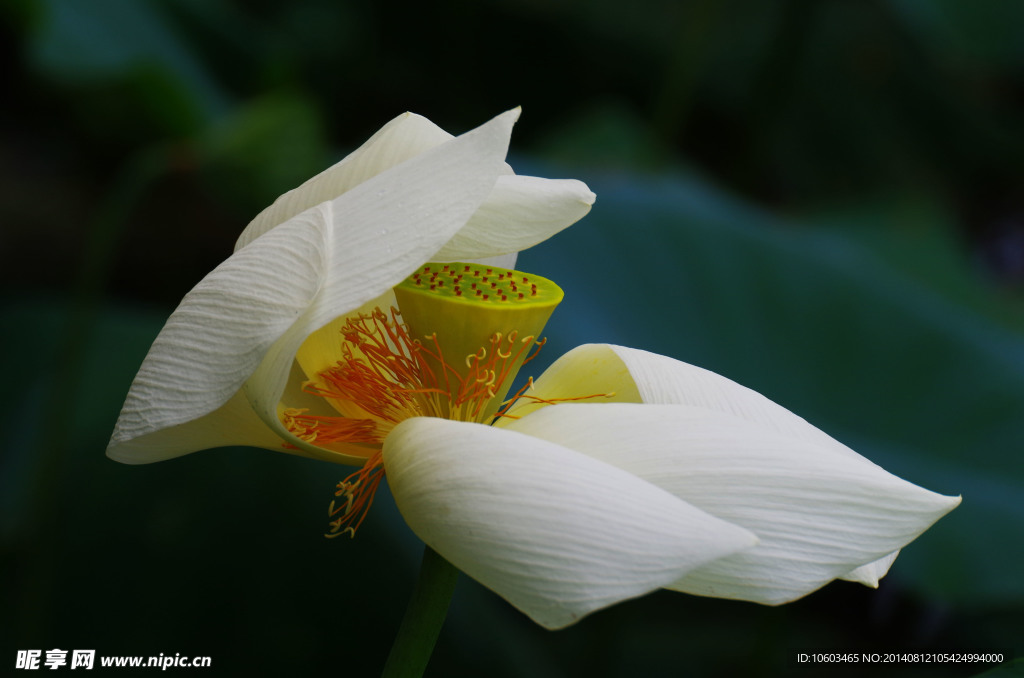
left=325, top=525, right=358, bottom=539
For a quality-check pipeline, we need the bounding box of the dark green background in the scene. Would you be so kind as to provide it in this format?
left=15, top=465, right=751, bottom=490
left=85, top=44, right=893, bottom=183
left=2, top=1, right=1022, bottom=676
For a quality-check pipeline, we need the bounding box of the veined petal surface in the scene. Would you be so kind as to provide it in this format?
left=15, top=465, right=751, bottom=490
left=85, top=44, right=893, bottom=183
left=236, top=112, right=455, bottom=250
left=606, top=344, right=863, bottom=455
left=110, top=110, right=519, bottom=459
left=109, top=345, right=369, bottom=464
left=107, top=389, right=285, bottom=464
left=109, top=208, right=328, bottom=448
left=513, top=344, right=856, bottom=455
left=243, top=110, right=519, bottom=452
left=509, top=343, right=906, bottom=589
left=841, top=552, right=899, bottom=587
left=383, top=417, right=757, bottom=629
left=237, top=111, right=590, bottom=265
left=432, top=175, right=596, bottom=261
left=507, top=403, right=960, bottom=605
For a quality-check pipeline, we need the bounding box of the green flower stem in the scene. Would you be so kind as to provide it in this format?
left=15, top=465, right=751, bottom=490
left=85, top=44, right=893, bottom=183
left=381, top=545, right=460, bottom=678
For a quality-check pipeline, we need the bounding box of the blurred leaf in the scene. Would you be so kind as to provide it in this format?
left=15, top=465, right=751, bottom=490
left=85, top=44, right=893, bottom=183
left=804, top=195, right=1024, bottom=334
left=888, top=0, right=1024, bottom=67
left=533, top=103, right=668, bottom=171
left=0, top=297, right=419, bottom=673
left=973, top=658, right=1024, bottom=678
left=519, top=166, right=1024, bottom=608
left=0, top=298, right=167, bottom=531
left=25, top=0, right=229, bottom=134
left=197, top=92, right=330, bottom=211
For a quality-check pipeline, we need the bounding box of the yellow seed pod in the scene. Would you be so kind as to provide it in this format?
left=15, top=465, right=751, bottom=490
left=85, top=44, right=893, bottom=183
left=393, top=262, right=563, bottom=421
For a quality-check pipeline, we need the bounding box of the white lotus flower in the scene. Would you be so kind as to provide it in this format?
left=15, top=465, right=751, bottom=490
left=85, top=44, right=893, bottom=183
left=108, top=109, right=960, bottom=631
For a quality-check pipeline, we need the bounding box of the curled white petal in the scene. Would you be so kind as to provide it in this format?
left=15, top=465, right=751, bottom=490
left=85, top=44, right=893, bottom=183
left=605, top=344, right=862, bottom=455
left=109, top=209, right=328, bottom=450
left=109, top=110, right=520, bottom=460
left=498, top=342, right=642, bottom=424
left=510, top=344, right=856, bottom=456
left=506, top=403, right=961, bottom=605
left=383, top=417, right=757, bottom=629
left=235, top=112, right=456, bottom=250
left=841, top=552, right=899, bottom=587
left=505, top=344, right=916, bottom=592
left=244, top=110, right=520, bottom=452
left=433, top=175, right=596, bottom=261
left=106, top=389, right=286, bottom=464
left=108, top=350, right=369, bottom=464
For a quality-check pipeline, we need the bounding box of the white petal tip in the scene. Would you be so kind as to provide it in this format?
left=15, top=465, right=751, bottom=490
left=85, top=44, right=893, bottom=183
left=922, top=492, right=962, bottom=524
left=105, top=442, right=161, bottom=465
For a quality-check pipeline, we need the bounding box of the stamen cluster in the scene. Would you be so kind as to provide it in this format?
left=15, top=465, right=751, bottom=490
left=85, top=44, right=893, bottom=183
left=284, top=306, right=543, bottom=538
